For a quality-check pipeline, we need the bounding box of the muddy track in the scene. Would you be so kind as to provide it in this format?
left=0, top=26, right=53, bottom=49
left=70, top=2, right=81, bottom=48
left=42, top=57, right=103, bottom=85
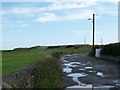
left=61, top=53, right=120, bottom=89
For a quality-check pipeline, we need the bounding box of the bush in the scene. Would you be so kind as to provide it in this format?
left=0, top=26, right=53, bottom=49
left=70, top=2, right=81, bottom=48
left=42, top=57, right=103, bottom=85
left=89, top=48, right=95, bottom=56
left=13, top=48, right=28, bottom=51
left=32, top=57, right=62, bottom=88
left=51, top=51, right=63, bottom=58
left=28, top=46, right=41, bottom=50
left=47, top=46, right=62, bottom=49
left=101, top=43, right=120, bottom=57
left=65, top=45, right=74, bottom=48
left=89, top=46, right=100, bottom=56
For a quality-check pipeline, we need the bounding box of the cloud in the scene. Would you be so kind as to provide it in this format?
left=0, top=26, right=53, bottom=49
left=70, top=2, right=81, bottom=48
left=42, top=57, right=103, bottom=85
left=2, top=1, right=117, bottom=17
left=40, top=0, right=118, bottom=11
left=41, top=2, right=97, bottom=11
left=1, top=0, right=119, bottom=2
left=1, top=2, right=95, bottom=16
left=2, top=0, right=59, bottom=2
left=2, top=7, right=41, bottom=15
left=95, top=5, right=118, bottom=16
left=96, top=0, right=119, bottom=4
left=35, top=13, right=60, bottom=23
left=35, top=9, right=93, bottom=23
left=63, top=10, right=94, bottom=20
left=2, top=1, right=118, bottom=23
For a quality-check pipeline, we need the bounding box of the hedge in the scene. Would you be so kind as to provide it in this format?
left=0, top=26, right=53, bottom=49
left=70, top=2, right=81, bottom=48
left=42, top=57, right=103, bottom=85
left=101, top=43, right=120, bottom=57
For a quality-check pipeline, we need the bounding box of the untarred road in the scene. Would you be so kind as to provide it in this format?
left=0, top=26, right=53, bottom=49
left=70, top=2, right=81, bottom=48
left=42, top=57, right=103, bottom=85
left=61, top=53, right=120, bottom=89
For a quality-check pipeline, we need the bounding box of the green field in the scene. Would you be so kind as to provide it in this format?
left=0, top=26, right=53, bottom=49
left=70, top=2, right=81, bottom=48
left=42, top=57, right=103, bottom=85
left=2, top=49, right=52, bottom=76
left=2, top=45, right=91, bottom=77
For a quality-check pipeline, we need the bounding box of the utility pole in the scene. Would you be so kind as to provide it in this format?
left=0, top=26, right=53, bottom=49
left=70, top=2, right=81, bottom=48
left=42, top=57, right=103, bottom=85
left=93, top=14, right=95, bottom=51
left=88, top=14, right=95, bottom=55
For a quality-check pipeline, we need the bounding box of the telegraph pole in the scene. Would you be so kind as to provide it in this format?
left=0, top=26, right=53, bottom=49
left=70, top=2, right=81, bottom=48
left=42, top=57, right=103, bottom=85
left=93, top=14, right=95, bottom=51
left=88, top=14, right=95, bottom=55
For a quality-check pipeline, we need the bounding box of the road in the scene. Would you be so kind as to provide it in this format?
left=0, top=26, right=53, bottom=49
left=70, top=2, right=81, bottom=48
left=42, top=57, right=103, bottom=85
left=61, top=53, right=120, bottom=89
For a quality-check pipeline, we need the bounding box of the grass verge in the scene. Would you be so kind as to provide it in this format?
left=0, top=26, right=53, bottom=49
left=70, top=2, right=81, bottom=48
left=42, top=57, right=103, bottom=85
left=91, top=56, right=120, bottom=64
left=32, top=53, right=63, bottom=88
left=2, top=49, right=54, bottom=76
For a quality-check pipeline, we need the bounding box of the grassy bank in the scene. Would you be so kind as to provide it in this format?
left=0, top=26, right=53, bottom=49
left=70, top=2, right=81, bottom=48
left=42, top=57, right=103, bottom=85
left=2, top=45, right=91, bottom=77
left=33, top=55, right=62, bottom=88
left=92, top=56, right=120, bottom=64
left=2, top=49, right=54, bottom=76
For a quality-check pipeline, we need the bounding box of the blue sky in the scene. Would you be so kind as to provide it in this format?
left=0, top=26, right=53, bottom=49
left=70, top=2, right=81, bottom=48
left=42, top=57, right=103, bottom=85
left=1, top=0, right=119, bottom=50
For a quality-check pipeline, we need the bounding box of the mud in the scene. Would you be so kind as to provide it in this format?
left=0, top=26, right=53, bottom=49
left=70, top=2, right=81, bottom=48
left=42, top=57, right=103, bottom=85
left=61, top=53, right=119, bottom=89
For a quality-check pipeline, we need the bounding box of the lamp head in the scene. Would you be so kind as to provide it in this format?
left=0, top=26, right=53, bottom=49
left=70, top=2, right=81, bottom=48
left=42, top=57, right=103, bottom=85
left=88, top=18, right=92, bottom=20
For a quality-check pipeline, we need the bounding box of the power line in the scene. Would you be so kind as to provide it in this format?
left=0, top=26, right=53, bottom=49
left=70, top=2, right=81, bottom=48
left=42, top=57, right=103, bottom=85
left=101, top=38, right=103, bottom=45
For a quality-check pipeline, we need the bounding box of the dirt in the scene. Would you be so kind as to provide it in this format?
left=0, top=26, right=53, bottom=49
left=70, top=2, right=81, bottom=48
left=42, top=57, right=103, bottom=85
left=61, top=53, right=120, bottom=88
left=2, top=63, right=35, bottom=88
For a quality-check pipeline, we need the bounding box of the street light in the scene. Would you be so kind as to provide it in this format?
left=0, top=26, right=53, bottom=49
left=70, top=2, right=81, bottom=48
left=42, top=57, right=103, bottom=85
left=88, top=14, right=95, bottom=55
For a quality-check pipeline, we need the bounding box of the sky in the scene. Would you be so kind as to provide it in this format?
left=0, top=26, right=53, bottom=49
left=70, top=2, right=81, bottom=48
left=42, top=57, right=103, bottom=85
left=1, top=0, right=119, bottom=50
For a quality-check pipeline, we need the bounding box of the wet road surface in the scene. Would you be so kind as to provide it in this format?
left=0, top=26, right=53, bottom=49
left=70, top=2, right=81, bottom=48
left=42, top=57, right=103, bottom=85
left=61, top=54, right=120, bottom=90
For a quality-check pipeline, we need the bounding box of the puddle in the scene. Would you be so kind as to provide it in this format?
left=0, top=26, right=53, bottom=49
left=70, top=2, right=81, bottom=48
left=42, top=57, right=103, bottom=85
left=96, top=72, right=104, bottom=77
left=67, top=73, right=87, bottom=85
left=79, top=69, right=86, bottom=71
left=88, top=70, right=97, bottom=73
left=63, top=60, right=69, bottom=63
left=61, top=54, right=118, bottom=89
left=69, top=62, right=81, bottom=65
left=116, top=84, right=120, bottom=87
left=70, top=65, right=78, bottom=68
left=85, top=67, right=93, bottom=69
left=64, top=63, right=73, bottom=67
left=61, top=57, right=65, bottom=60
left=94, top=85, right=114, bottom=88
left=62, top=58, right=81, bottom=74
left=66, top=84, right=93, bottom=89
left=63, top=67, right=73, bottom=73
left=113, top=80, right=120, bottom=86
left=65, top=54, right=79, bottom=56
left=66, top=85, right=115, bottom=90
left=88, top=70, right=93, bottom=72
left=64, top=62, right=81, bottom=68
left=82, top=63, right=86, bottom=66
left=113, top=80, right=119, bottom=83
left=65, top=55, right=73, bottom=57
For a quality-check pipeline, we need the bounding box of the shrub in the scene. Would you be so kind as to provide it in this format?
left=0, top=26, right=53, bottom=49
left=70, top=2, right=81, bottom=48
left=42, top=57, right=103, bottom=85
left=89, top=46, right=100, bottom=56
left=28, top=46, right=41, bottom=50
left=65, top=45, right=74, bottom=48
left=51, top=51, right=63, bottom=58
left=89, top=48, right=95, bottom=56
left=47, top=46, right=62, bottom=49
left=101, top=43, right=120, bottom=57
left=32, top=57, right=62, bottom=88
